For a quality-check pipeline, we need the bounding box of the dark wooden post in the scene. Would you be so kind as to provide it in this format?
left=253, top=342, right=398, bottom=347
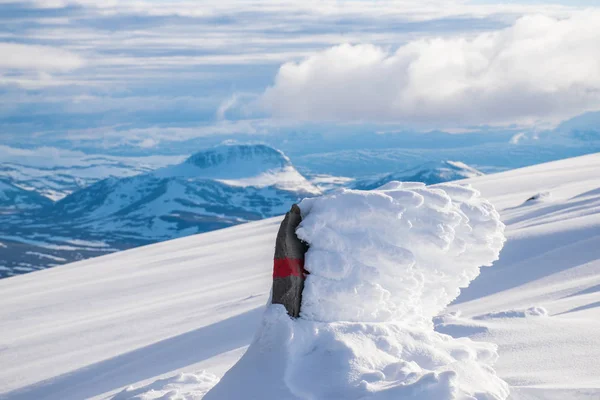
left=272, top=204, right=308, bottom=318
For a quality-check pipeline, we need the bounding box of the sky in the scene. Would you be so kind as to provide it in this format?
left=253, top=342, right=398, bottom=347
left=1, top=0, right=599, bottom=151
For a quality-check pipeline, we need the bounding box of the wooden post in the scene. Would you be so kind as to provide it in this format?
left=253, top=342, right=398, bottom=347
left=272, top=204, right=308, bottom=318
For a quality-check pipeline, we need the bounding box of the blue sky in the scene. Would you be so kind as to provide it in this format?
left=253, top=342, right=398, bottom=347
left=1, top=0, right=599, bottom=151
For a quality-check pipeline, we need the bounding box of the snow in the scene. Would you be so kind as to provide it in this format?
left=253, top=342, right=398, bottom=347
left=0, top=145, right=186, bottom=200
left=0, top=235, right=117, bottom=252
left=472, top=307, right=549, bottom=320
left=157, top=143, right=320, bottom=195
left=66, top=239, right=111, bottom=248
left=0, top=153, right=599, bottom=399
left=0, top=219, right=275, bottom=399
left=354, top=160, right=484, bottom=190
left=307, top=174, right=355, bottom=192
left=0, top=144, right=322, bottom=278
left=206, top=182, right=508, bottom=399
left=206, top=306, right=509, bottom=399
left=0, top=179, right=52, bottom=210
left=112, top=372, right=219, bottom=400
left=47, top=143, right=319, bottom=243
left=296, top=182, right=504, bottom=323
left=25, top=252, right=67, bottom=262
left=217, top=166, right=316, bottom=193
left=443, top=154, right=600, bottom=396
left=0, top=180, right=15, bottom=201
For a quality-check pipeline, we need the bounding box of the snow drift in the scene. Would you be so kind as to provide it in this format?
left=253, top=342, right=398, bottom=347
left=205, top=182, right=507, bottom=399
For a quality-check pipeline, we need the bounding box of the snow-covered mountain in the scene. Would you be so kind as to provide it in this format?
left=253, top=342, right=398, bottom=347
left=1, top=153, right=598, bottom=399
left=353, top=160, right=484, bottom=190
left=0, top=180, right=53, bottom=213
left=0, top=144, right=320, bottom=278
left=49, top=144, right=320, bottom=240
left=0, top=146, right=185, bottom=200
left=293, top=122, right=600, bottom=177
left=506, top=112, right=600, bottom=146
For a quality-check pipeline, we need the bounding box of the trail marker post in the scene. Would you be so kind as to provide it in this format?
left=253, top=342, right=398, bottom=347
left=272, top=204, right=308, bottom=318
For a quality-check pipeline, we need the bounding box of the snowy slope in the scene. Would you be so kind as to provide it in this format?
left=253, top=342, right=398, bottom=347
left=0, top=153, right=599, bottom=399
left=354, top=160, right=484, bottom=190
left=0, top=180, right=53, bottom=213
left=442, top=154, right=600, bottom=399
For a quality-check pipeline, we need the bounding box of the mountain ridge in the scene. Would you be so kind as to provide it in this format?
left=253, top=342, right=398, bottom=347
left=354, top=160, right=484, bottom=190
left=0, top=180, right=53, bottom=213
left=0, top=144, right=320, bottom=278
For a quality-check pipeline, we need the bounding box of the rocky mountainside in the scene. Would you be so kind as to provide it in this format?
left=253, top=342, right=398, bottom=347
left=0, top=144, right=320, bottom=278
left=0, top=147, right=184, bottom=201
left=0, top=180, right=53, bottom=213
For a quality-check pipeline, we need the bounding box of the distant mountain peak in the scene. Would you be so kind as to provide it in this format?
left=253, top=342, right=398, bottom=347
left=0, top=143, right=322, bottom=276
left=353, top=160, right=484, bottom=190
left=184, top=143, right=291, bottom=172
left=157, top=144, right=319, bottom=194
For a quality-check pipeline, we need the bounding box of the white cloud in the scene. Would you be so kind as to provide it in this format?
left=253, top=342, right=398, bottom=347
left=1, top=0, right=596, bottom=140
left=8, top=0, right=573, bottom=21
left=0, top=42, right=84, bottom=71
left=260, top=12, right=600, bottom=127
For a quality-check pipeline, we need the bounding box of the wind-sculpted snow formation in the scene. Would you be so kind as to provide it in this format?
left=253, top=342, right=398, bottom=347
left=205, top=182, right=508, bottom=400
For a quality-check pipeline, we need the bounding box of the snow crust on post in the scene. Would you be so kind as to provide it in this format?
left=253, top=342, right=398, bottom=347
left=204, top=182, right=508, bottom=400
left=297, top=181, right=505, bottom=324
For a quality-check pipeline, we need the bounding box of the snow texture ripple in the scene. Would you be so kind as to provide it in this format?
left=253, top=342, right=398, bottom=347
left=112, top=371, right=219, bottom=400
left=204, top=182, right=508, bottom=400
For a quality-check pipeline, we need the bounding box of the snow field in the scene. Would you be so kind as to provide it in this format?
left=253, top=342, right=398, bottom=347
left=112, top=371, right=219, bottom=400
left=2, top=153, right=600, bottom=400
left=206, top=182, right=508, bottom=399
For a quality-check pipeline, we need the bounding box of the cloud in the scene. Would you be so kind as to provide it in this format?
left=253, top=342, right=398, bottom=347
left=0, top=42, right=84, bottom=71
left=260, top=12, right=600, bottom=127
left=0, top=0, right=595, bottom=144
left=0, top=42, right=85, bottom=88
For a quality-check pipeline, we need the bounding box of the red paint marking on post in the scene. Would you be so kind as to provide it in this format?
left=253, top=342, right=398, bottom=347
left=273, top=258, right=306, bottom=278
